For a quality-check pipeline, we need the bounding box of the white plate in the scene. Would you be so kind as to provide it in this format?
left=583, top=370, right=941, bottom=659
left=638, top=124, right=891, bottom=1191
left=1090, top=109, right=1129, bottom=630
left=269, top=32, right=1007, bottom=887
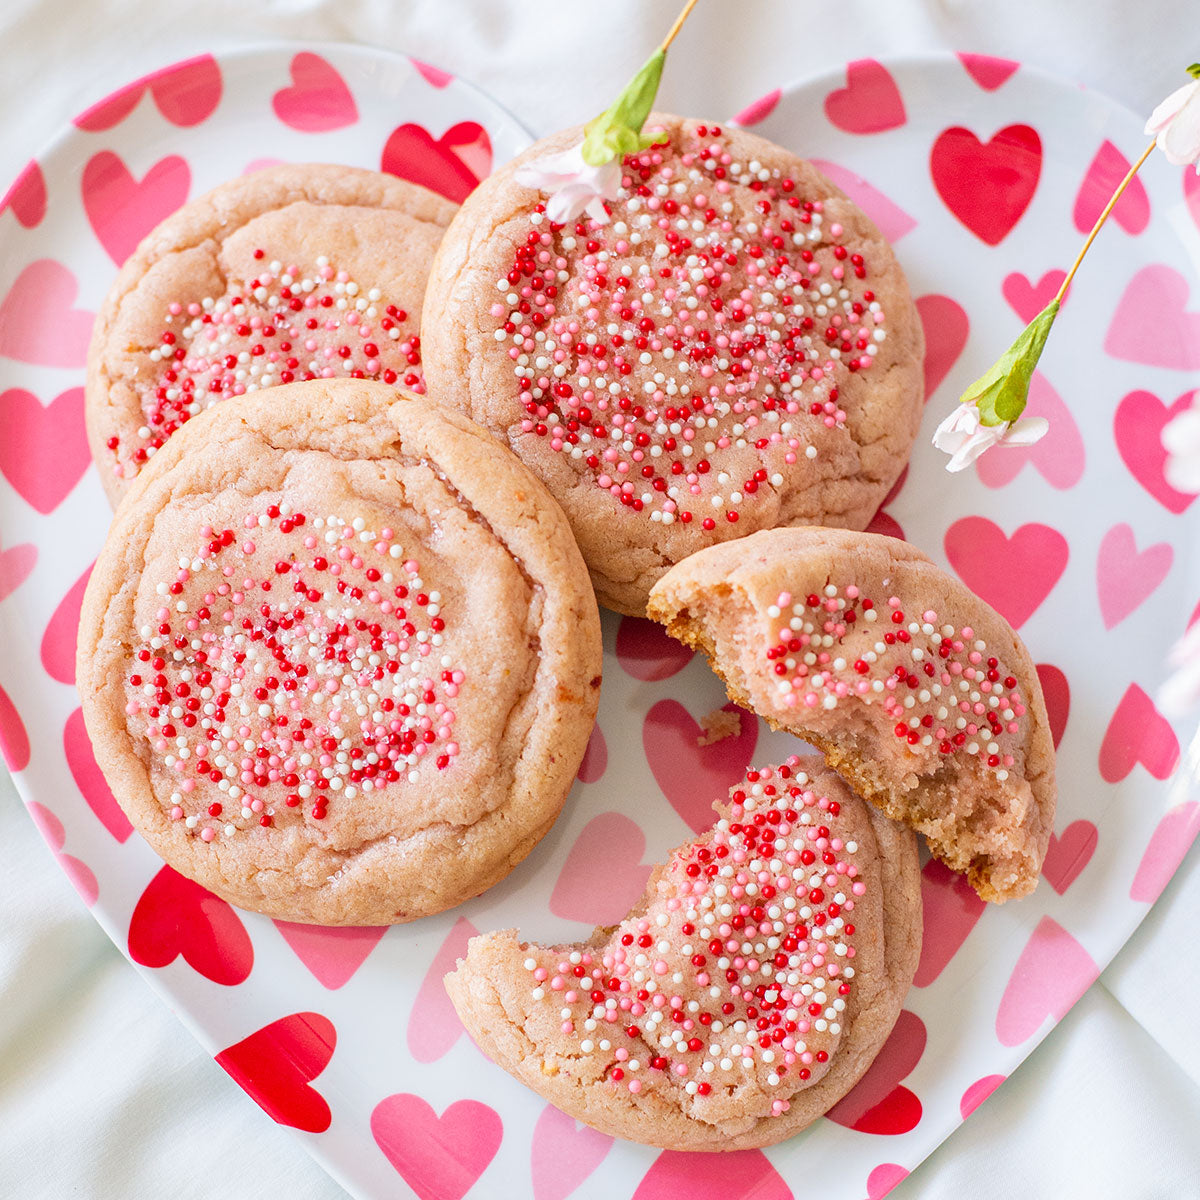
left=1, top=45, right=1199, bottom=1200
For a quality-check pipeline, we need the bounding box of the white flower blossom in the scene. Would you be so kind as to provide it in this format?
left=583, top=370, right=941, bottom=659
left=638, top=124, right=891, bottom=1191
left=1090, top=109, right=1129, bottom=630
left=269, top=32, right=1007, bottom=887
left=1162, top=399, right=1200, bottom=493
left=931, top=402, right=1049, bottom=472
left=1159, top=619, right=1200, bottom=716
left=515, top=143, right=622, bottom=225
left=1145, top=77, right=1200, bottom=171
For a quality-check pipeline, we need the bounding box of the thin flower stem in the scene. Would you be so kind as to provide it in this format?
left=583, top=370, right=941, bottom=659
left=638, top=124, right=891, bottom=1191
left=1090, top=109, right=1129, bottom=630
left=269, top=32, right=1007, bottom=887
left=660, top=0, right=701, bottom=53
left=1055, top=138, right=1156, bottom=304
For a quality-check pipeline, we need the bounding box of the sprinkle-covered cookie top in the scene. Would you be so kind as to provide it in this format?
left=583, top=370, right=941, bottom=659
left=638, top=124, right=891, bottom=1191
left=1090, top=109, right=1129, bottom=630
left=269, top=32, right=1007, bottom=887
left=519, top=758, right=864, bottom=1118
left=493, top=123, right=889, bottom=527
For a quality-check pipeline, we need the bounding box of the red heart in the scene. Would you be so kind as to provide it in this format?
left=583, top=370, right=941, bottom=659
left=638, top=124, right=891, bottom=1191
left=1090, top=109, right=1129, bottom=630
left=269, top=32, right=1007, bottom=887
left=956, top=53, right=1019, bottom=91
left=1131, top=801, right=1200, bottom=903
left=616, top=614, right=695, bottom=680
left=974, top=371, right=1084, bottom=490
left=1099, top=683, right=1179, bottom=783
left=272, top=52, right=358, bottom=132
left=1074, top=140, right=1149, bottom=235
left=273, top=920, right=387, bottom=990
left=1035, top=663, right=1070, bottom=750
left=960, top=1073, right=1006, bottom=1118
left=0, top=261, right=94, bottom=368
left=531, top=1104, right=613, bottom=1200
left=381, top=121, right=492, bottom=204
left=943, top=518, right=1068, bottom=629
left=41, top=562, right=93, bottom=683
left=550, top=812, right=654, bottom=925
left=82, top=150, right=191, bottom=266
left=643, top=699, right=758, bottom=832
left=996, top=917, right=1097, bottom=1045
left=913, top=859, right=986, bottom=988
left=411, top=59, right=454, bottom=89
left=915, top=293, right=969, bottom=399
left=930, top=124, right=1042, bottom=245
left=825, top=1009, right=926, bottom=1134
left=371, top=1094, right=502, bottom=1200
left=1, top=159, right=47, bottom=228
left=75, top=55, right=221, bottom=131
left=0, top=386, right=90, bottom=513
left=1113, top=388, right=1198, bottom=513
left=1002, top=269, right=1066, bottom=325
left=0, top=538, right=35, bottom=601
left=824, top=59, right=906, bottom=134
left=866, top=508, right=905, bottom=541
left=216, top=1012, right=335, bottom=1133
left=1186, top=169, right=1200, bottom=234
left=1106, top=265, right=1200, bottom=370
left=407, top=917, right=480, bottom=1064
left=63, top=707, right=132, bottom=842
left=127, top=864, right=253, bottom=985
left=731, top=89, right=782, bottom=128
left=577, top=722, right=607, bottom=783
left=633, top=1149, right=793, bottom=1200
left=27, top=801, right=99, bottom=906
left=0, top=682, right=29, bottom=771
left=1096, top=523, right=1172, bottom=629
left=1041, top=820, right=1098, bottom=894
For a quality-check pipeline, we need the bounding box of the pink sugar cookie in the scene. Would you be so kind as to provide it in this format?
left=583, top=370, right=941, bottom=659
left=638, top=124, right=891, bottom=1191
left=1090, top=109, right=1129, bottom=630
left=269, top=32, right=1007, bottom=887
left=86, top=163, right=457, bottom=506
left=648, top=527, right=1057, bottom=902
left=76, top=379, right=602, bottom=925
left=446, top=756, right=920, bottom=1149
left=421, top=115, right=925, bottom=616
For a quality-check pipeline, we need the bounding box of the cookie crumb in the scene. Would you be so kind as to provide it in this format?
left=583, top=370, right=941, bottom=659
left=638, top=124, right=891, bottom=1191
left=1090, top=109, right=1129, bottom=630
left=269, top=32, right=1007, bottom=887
left=696, top=707, right=741, bottom=746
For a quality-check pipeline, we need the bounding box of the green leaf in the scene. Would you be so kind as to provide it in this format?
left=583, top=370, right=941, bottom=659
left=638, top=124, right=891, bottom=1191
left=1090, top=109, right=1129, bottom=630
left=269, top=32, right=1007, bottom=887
left=961, top=299, right=1061, bottom=426
left=1188, top=62, right=1200, bottom=79
left=581, top=49, right=666, bottom=167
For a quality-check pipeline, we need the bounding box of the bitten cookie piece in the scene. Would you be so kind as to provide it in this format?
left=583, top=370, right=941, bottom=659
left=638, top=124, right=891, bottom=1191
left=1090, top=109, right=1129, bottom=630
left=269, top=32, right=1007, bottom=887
left=86, top=162, right=456, bottom=505
left=648, top=527, right=1057, bottom=902
left=77, top=379, right=602, bottom=925
left=421, top=114, right=924, bottom=615
left=446, top=757, right=921, bottom=1150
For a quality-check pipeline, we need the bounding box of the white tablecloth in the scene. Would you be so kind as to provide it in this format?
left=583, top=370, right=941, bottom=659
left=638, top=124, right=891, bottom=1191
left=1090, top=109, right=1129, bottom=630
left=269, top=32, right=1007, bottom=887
left=3, top=2, right=1199, bottom=1196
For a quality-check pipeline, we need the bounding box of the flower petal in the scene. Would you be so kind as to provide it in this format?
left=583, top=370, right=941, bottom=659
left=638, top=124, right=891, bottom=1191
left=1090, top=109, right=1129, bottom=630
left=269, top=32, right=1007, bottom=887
left=1004, top=416, right=1050, bottom=446
left=1145, top=80, right=1199, bottom=135
left=1159, top=88, right=1200, bottom=166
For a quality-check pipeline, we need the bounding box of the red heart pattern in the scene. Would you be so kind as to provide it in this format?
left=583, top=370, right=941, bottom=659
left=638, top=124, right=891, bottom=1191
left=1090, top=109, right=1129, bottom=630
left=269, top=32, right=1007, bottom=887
left=913, top=858, right=986, bottom=988
left=531, top=1104, right=613, bottom=1200
left=82, top=151, right=191, bottom=266
left=381, top=121, right=492, bottom=204
left=550, top=812, right=654, bottom=924
left=824, top=60, right=907, bottom=134
left=0, top=387, right=90, bottom=514
left=0, top=538, right=35, bottom=601
left=915, top=293, right=969, bottom=399
left=273, top=920, right=387, bottom=990
left=0, top=683, right=29, bottom=771
left=273, top=52, right=359, bottom=132
left=27, top=801, right=98, bottom=906
left=0, top=261, right=94, bottom=368
left=371, top=1094, right=502, bottom=1200
left=1114, top=388, right=1199, bottom=512
left=956, top=53, right=1019, bottom=91
left=1105, top=265, right=1200, bottom=370
left=974, top=371, right=1084, bottom=490
left=825, top=1009, right=926, bottom=1134
left=1098, top=684, right=1179, bottom=783
left=1035, top=663, right=1070, bottom=750
left=616, top=615, right=695, bottom=680
left=959, top=1073, right=1005, bottom=1118
left=1096, top=524, right=1172, bottom=629
left=1073, top=140, right=1149, bottom=235
left=930, top=124, right=1042, bottom=244
left=577, top=722, right=608, bottom=783
left=809, top=159, right=917, bottom=243
left=1130, top=802, right=1200, bottom=903
left=75, top=54, right=221, bottom=131
left=1002, top=269, right=1066, bottom=325
left=127, top=864, right=253, bottom=985
left=1, top=160, right=47, bottom=229
left=732, top=89, right=782, bottom=127
left=63, top=707, right=132, bottom=842
left=1041, top=821, right=1098, bottom=894
left=633, top=1149, right=793, bottom=1200
left=215, top=1012, right=335, bottom=1133
left=41, top=563, right=93, bottom=683
left=407, top=916, right=480, bottom=1063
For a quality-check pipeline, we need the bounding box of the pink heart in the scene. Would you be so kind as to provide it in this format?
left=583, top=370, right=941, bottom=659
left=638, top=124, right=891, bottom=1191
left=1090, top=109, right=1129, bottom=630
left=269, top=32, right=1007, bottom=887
left=42, top=563, right=93, bottom=683
left=531, top=1104, right=613, bottom=1200
left=272, top=52, right=359, bottom=132
left=412, top=59, right=454, bottom=89
left=959, top=1073, right=1005, bottom=1118
left=957, top=53, right=1019, bottom=91
left=1041, top=820, right=1098, bottom=894
left=930, top=124, right=1042, bottom=245
left=63, top=707, right=132, bottom=842
left=0, top=387, right=90, bottom=514
left=577, top=722, right=607, bottom=783
left=643, top=700, right=758, bottom=833
left=27, top=801, right=98, bottom=906
left=128, top=864, right=254, bottom=985
left=273, top=920, right=387, bottom=989
left=866, top=508, right=905, bottom=541
left=381, top=121, right=492, bottom=204
left=996, top=916, right=1098, bottom=1046
left=1114, top=388, right=1199, bottom=512
left=82, top=151, right=191, bottom=266
left=1186, top=168, right=1200, bottom=234
left=1036, top=663, right=1070, bottom=750
left=0, top=539, right=35, bottom=601
left=1074, top=140, right=1149, bottom=235
left=825, top=1009, right=925, bottom=1134
left=371, top=1094, right=502, bottom=1200
left=1099, top=684, right=1179, bottom=783
left=1130, top=801, right=1200, bottom=903
left=974, top=371, right=1084, bottom=489
left=865, top=1164, right=910, bottom=1199
left=913, top=858, right=986, bottom=988
left=810, top=159, right=917, bottom=242
left=1096, top=523, right=1172, bottom=629
left=633, top=1150, right=792, bottom=1200
left=0, top=261, right=94, bottom=367
left=407, top=916, right=480, bottom=1063
left=550, top=812, right=654, bottom=925
left=915, top=294, right=969, bottom=399
left=1002, top=269, right=1066, bottom=324
left=943, top=518, right=1068, bottom=629
left=824, top=59, right=906, bottom=134
left=0, top=682, right=29, bottom=771
left=216, top=1012, right=335, bottom=1133
left=731, top=89, right=782, bottom=127
left=75, top=55, right=222, bottom=131
left=616, top=614, right=694, bottom=680
left=1, top=159, right=47, bottom=228
left=1105, top=265, right=1200, bottom=369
